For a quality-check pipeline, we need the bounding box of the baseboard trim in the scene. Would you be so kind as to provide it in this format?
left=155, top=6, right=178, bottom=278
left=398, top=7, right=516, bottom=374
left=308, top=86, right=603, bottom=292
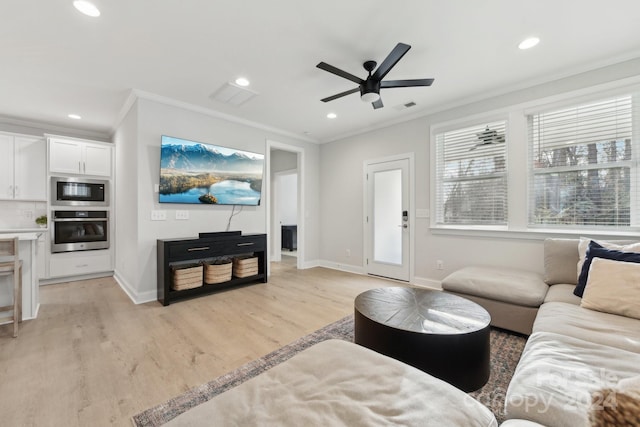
left=412, top=276, right=442, bottom=290
left=112, top=270, right=157, bottom=305
left=317, top=260, right=365, bottom=275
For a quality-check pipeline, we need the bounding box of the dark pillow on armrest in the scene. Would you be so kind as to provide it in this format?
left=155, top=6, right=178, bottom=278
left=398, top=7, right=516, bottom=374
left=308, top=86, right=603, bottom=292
left=574, top=241, right=640, bottom=297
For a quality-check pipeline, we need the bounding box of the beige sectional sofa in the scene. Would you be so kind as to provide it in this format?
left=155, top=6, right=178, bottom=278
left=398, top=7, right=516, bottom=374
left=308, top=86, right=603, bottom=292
left=502, top=238, right=640, bottom=426
left=163, top=339, right=499, bottom=426
left=161, top=238, right=639, bottom=426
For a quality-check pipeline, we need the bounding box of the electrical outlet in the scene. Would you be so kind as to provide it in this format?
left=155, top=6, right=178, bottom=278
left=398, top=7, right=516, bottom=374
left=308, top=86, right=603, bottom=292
left=436, top=260, right=444, bottom=270
left=23, top=210, right=34, bottom=219
left=175, top=210, right=189, bottom=220
left=151, top=210, right=167, bottom=221
left=346, top=249, right=351, bottom=257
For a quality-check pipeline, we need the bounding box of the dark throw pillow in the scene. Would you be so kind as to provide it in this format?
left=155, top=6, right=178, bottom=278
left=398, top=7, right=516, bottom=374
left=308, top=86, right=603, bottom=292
left=574, top=241, right=640, bottom=297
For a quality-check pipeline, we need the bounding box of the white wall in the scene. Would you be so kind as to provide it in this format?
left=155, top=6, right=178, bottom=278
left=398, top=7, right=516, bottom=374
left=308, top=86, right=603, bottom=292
left=113, top=97, right=319, bottom=302
left=113, top=100, right=141, bottom=300
left=319, top=58, right=640, bottom=286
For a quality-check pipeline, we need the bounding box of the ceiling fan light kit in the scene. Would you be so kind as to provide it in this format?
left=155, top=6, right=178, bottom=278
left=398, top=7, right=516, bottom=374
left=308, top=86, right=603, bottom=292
left=317, top=42, right=434, bottom=110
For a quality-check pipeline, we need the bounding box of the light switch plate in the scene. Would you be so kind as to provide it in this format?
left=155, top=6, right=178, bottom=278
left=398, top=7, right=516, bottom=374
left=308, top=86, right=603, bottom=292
left=151, top=210, right=166, bottom=221
left=175, top=210, right=189, bottom=220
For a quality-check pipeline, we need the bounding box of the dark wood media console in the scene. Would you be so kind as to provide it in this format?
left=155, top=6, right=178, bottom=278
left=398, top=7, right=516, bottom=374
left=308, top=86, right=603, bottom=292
left=157, top=231, right=267, bottom=306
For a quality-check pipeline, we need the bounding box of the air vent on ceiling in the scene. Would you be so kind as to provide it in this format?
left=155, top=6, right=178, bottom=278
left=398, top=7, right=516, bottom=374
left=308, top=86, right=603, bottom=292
left=210, top=82, right=258, bottom=106
left=394, top=101, right=417, bottom=111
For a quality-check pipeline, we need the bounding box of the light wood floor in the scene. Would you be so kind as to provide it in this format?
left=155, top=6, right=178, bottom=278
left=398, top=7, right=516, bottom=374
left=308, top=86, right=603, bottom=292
left=0, top=256, right=396, bottom=426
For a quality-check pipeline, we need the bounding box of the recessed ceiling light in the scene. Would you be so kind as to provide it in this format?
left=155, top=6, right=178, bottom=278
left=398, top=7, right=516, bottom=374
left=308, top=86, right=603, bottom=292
left=235, top=77, right=250, bottom=87
left=326, top=113, right=337, bottom=119
left=518, top=37, right=540, bottom=50
left=73, top=1, right=101, bottom=17
left=68, top=114, right=82, bottom=120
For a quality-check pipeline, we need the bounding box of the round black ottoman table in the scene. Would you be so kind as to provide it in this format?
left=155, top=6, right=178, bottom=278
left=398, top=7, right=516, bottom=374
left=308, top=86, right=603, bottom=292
left=354, top=287, right=491, bottom=392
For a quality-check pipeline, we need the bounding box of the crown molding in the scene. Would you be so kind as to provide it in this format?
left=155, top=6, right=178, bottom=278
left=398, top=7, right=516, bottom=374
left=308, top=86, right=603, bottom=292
left=113, top=89, right=318, bottom=144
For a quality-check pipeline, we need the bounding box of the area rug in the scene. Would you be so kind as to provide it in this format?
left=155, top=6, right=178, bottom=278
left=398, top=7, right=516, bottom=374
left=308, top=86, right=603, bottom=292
left=132, top=315, right=526, bottom=426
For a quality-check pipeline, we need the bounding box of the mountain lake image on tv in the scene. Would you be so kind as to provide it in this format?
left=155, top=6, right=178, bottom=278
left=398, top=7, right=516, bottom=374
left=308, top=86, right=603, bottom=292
left=159, top=135, right=265, bottom=205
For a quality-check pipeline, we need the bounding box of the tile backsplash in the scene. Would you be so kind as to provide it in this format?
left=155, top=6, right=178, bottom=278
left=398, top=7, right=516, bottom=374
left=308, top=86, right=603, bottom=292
left=0, top=201, right=47, bottom=229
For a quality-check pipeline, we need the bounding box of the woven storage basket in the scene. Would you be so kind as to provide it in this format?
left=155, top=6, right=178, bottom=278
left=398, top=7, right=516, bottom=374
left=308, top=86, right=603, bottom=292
left=204, top=260, right=232, bottom=284
left=172, top=264, right=203, bottom=291
left=233, top=255, right=258, bottom=278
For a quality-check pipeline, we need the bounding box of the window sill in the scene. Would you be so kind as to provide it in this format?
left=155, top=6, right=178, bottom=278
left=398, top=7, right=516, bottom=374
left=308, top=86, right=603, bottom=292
left=429, top=226, right=640, bottom=241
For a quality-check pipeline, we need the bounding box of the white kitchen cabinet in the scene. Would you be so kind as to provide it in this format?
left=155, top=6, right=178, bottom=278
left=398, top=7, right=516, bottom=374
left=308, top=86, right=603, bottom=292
left=0, top=133, right=46, bottom=201
left=49, top=249, right=112, bottom=278
left=49, top=137, right=112, bottom=177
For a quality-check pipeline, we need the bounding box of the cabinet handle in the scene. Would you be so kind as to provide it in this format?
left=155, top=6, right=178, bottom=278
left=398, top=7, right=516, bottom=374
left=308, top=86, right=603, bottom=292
left=237, top=242, right=255, bottom=247
left=79, top=161, right=82, bottom=173
left=14, top=185, right=18, bottom=196
left=83, top=162, right=86, bottom=174
left=187, top=246, right=210, bottom=251
left=76, top=264, right=89, bottom=268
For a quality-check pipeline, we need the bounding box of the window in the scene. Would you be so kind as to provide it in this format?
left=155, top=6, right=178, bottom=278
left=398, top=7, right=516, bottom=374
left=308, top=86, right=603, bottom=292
left=528, top=94, right=638, bottom=228
left=434, top=120, right=508, bottom=226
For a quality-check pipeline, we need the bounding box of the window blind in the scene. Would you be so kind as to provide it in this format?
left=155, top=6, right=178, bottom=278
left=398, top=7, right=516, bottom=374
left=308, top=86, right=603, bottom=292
left=435, top=120, right=508, bottom=225
left=528, top=94, right=637, bottom=227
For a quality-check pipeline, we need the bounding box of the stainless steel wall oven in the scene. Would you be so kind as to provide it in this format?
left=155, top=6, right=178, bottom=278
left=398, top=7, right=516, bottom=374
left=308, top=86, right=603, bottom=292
left=51, top=210, right=109, bottom=253
left=51, top=176, right=109, bottom=206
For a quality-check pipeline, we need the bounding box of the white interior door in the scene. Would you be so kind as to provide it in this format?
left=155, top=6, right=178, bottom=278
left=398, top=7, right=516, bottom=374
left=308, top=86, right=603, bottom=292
left=365, top=158, right=410, bottom=281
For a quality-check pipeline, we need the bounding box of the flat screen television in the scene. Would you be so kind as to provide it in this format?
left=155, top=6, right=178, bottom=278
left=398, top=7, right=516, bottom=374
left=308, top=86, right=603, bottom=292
left=159, top=135, right=264, bottom=206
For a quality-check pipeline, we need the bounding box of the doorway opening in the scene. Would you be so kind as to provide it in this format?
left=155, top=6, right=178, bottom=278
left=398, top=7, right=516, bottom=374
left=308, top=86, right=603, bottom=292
left=266, top=141, right=304, bottom=272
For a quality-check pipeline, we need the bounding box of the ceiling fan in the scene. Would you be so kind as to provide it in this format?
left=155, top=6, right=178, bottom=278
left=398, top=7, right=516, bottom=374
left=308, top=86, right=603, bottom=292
left=316, top=42, right=434, bottom=109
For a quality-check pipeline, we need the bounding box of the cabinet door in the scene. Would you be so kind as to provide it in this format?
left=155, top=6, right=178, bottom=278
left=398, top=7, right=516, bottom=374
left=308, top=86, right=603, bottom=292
left=0, top=134, right=14, bottom=199
left=14, top=136, right=46, bottom=200
left=83, top=143, right=112, bottom=177
left=49, top=138, right=82, bottom=174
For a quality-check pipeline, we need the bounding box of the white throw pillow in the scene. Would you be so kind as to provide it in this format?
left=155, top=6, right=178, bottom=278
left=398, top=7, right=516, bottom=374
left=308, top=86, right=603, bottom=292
left=577, top=237, right=640, bottom=278
left=581, top=258, right=640, bottom=320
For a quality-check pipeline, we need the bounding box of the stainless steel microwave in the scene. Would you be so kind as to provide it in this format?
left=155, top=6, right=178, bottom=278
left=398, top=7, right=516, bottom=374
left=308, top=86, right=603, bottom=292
left=51, top=176, right=109, bottom=206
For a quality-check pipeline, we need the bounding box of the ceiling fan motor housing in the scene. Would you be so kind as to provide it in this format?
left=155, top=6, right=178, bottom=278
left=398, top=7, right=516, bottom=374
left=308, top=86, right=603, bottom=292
left=360, top=79, right=381, bottom=101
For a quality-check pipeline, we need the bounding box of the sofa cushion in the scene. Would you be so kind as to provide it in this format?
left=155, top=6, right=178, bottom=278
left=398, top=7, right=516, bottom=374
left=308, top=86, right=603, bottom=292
left=500, top=420, right=546, bottom=427
left=163, top=339, right=498, bottom=427
left=581, top=258, right=640, bottom=320
left=441, top=266, right=547, bottom=307
left=575, top=242, right=640, bottom=297
left=543, top=284, right=581, bottom=305
left=544, top=238, right=579, bottom=285
left=532, top=302, right=640, bottom=353
left=505, top=332, right=640, bottom=427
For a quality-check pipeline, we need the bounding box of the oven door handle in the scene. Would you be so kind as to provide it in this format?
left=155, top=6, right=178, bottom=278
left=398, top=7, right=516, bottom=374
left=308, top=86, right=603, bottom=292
left=53, top=218, right=108, bottom=222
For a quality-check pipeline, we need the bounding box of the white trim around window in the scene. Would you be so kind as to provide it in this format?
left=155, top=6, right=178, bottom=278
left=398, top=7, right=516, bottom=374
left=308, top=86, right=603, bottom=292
left=430, top=78, right=640, bottom=237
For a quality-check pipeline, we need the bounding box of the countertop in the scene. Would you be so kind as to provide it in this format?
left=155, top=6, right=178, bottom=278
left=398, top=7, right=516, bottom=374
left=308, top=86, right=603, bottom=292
left=0, top=229, right=46, bottom=240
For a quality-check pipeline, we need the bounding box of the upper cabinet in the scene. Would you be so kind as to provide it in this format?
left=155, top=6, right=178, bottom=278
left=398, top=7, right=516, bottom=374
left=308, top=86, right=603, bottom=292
left=0, top=133, right=46, bottom=201
left=49, top=137, right=112, bottom=177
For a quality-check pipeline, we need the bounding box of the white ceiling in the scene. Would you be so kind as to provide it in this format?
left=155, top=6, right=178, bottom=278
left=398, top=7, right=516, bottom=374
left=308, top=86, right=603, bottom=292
left=1, top=0, right=640, bottom=143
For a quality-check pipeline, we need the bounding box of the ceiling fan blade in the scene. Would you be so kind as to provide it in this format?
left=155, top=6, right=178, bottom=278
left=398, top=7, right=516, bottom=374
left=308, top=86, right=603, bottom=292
left=317, top=62, right=364, bottom=84
left=372, top=43, right=411, bottom=81
left=321, top=87, right=360, bottom=102
left=372, top=98, right=384, bottom=109
left=381, top=78, right=434, bottom=88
